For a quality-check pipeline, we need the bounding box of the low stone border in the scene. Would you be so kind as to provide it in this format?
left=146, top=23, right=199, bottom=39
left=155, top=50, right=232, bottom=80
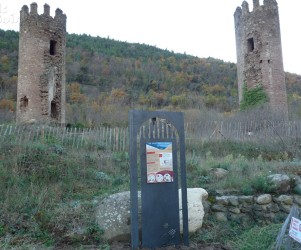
left=206, top=194, right=301, bottom=223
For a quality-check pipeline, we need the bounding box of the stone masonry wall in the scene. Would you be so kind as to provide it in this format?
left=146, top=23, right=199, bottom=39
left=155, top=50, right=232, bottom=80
left=234, top=0, right=288, bottom=118
left=207, top=194, right=301, bottom=224
left=16, top=3, right=66, bottom=124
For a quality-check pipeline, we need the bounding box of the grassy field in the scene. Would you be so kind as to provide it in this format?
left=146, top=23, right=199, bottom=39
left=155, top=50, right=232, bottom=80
left=0, top=126, right=298, bottom=249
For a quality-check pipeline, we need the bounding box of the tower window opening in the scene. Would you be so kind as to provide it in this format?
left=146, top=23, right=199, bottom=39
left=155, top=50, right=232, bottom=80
left=50, top=40, right=57, bottom=55
left=247, top=38, right=255, bottom=52
left=20, top=96, right=28, bottom=112
left=51, top=100, right=58, bottom=119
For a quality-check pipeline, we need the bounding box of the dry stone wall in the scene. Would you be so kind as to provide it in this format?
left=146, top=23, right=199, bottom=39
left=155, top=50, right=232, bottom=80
left=206, top=173, right=301, bottom=223
left=207, top=194, right=301, bottom=224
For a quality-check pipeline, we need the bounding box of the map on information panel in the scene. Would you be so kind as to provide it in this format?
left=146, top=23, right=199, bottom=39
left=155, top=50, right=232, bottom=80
left=146, top=142, right=173, bottom=184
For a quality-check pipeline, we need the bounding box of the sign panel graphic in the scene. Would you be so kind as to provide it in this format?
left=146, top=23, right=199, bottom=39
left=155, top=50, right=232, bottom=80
left=146, top=142, right=173, bottom=183
left=289, top=216, right=301, bottom=243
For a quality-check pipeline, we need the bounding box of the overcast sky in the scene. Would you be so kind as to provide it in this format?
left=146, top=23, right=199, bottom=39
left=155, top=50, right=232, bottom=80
left=0, top=0, right=300, bottom=75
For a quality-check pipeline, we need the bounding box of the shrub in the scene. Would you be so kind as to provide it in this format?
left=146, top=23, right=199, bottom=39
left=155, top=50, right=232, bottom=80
left=112, top=151, right=129, bottom=173
left=0, top=98, right=15, bottom=111
left=240, top=83, right=268, bottom=110
left=86, top=224, right=104, bottom=242
left=251, top=175, right=273, bottom=193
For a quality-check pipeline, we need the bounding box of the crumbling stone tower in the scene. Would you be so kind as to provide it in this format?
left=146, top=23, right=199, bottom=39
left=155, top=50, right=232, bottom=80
left=16, top=3, right=66, bottom=123
left=234, top=0, right=288, bottom=118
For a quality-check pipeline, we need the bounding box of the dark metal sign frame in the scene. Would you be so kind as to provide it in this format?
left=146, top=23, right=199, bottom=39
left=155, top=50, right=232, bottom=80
left=129, top=110, right=189, bottom=249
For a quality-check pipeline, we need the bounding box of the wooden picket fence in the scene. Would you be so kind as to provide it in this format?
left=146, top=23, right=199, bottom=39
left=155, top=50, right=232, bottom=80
left=185, top=120, right=301, bottom=145
left=1, top=120, right=301, bottom=151
left=0, top=124, right=128, bottom=151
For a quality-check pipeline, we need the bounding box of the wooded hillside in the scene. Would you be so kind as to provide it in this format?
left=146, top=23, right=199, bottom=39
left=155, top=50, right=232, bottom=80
left=0, top=29, right=301, bottom=125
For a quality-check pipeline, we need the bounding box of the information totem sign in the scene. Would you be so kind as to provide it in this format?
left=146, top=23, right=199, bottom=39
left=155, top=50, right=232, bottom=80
left=129, top=110, right=189, bottom=249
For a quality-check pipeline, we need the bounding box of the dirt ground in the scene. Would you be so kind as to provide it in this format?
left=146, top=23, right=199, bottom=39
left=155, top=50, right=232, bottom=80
left=109, top=242, right=231, bottom=249
left=55, top=242, right=230, bottom=249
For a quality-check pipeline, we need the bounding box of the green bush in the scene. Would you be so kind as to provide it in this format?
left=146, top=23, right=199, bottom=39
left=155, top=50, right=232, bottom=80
left=112, top=151, right=129, bottom=173
left=251, top=175, right=275, bottom=193
left=86, top=223, right=104, bottom=242
left=0, top=224, right=5, bottom=237
left=240, top=83, right=268, bottom=110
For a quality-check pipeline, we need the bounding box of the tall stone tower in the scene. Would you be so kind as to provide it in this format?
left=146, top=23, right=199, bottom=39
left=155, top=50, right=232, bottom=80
left=16, top=3, right=66, bottom=124
left=234, top=0, right=288, bottom=118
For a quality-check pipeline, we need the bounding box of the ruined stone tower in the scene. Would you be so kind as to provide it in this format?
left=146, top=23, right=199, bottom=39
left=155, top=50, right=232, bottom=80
left=16, top=3, right=66, bottom=123
left=234, top=0, right=288, bottom=118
